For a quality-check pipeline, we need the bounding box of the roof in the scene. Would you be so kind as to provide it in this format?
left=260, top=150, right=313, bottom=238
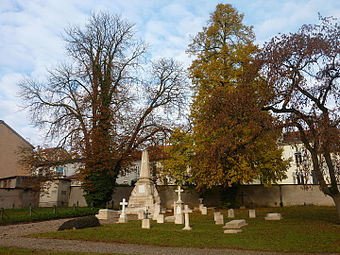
left=0, top=120, right=34, bottom=148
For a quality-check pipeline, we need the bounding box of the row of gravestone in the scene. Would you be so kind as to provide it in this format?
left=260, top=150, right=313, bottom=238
left=213, top=210, right=283, bottom=234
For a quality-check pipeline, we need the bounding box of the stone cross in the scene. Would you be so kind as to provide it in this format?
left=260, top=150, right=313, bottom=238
left=175, top=186, right=184, bottom=202
left=120, top=198, right=128, bottom=214
left=198, top=198, right=203, bottom=204
left=182, top=205, right=193, bottom=230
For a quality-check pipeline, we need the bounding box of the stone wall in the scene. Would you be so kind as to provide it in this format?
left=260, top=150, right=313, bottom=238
left=68, top=184, right=336, bottom=209
left=237, top=185, right=336, bottom=207
left=0, top=188, right=39, bottom=209
left=3, top=184, right=333, bottom=210
left=39, top=179, right=71, bottom=207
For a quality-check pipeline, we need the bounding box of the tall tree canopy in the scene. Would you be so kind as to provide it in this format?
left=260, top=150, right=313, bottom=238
left=19, top=13, right=188, bottom=207
left=179, top=4, right=288, bottom=190
left=260, top=16, right=340, bottom=219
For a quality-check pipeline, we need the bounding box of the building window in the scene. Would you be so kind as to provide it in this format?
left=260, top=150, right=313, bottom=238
left=295, top=152, right=303, bottom=165
left=56, top=166, right=64, bottom=175
left=295, top=171, right=305, bottom=184
left=312, top=171, right=319, bottom=184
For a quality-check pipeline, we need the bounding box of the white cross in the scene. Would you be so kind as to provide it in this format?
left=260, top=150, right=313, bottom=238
left=183, top=205, right=193, bottom=230
left=198, top=198, right=203, bottom=204
left=183, top=204, right=192, bottom=214
left=175, top=185, right=184, bottom=202
left=120, top=198, right=128, bottom=213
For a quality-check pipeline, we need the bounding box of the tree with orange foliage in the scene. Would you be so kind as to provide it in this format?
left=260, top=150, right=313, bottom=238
left=260, top=16, right=340, bottom=219
left=184, top=4, right=288, bottom=190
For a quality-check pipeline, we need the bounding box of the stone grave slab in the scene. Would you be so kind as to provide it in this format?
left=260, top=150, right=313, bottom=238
left=265, top=213, right=282, bottom=220
left=224, top=229, right=243, bottom=234
left=95, top=209, right=116, bottom=220
left=223, top=219, right=248, bottom=229
left=201, top=206, right=207, bottom=215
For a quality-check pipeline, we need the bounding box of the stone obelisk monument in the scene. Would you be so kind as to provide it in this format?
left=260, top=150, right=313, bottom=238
left=126, top=150, right=160, bottom=214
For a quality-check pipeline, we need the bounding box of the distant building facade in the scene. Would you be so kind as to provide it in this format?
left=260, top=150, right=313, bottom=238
left=0, top=120, right=34, bottom=180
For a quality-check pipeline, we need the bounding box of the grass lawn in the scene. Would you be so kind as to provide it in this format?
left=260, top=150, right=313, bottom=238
left=32, top=206, right=340, bottom=253
left=0, top=207, right=98, bottom=225
left=0, top=246, right=128, bottom=255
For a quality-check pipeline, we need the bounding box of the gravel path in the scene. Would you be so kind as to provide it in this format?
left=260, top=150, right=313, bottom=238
left=0, top=219, right=336, bottom=255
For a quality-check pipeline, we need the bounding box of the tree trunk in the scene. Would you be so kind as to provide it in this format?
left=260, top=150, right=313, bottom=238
left=332, top=193, right=340, bottom=222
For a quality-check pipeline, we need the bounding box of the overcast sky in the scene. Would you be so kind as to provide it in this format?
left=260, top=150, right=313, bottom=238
left=0, top=0, right=339, bottom=146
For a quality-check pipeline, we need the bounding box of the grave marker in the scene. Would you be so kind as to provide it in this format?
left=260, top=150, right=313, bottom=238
left=182, top=205, right=193, bottom=230
left=249, top=209, right=256, bottom=218
left=118, top=198, right=128, bottom=223
left=227, top=209, right=235, bottom=218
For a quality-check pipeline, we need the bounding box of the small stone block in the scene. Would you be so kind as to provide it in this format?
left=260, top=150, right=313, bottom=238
left=265, top=213, right=282, bottom=220
left=182, top=225, right=192, bottom=230
left=201, top=207, right=207, bottom=215
left=142, top=218, right=150, bottom=229
left=157, top=214, right=165, bottom=223
left=249, top=209, right=256, bottom=218
left=223, top=219, right=247, bottom=229
left=214, top=212, right=221, bottom=221
left=215, top=215, right=224, bottom=225
left=224, top=229, right=243, bottom=234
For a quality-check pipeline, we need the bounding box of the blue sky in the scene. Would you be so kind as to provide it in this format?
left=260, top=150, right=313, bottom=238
left=0, top=0, right=339, bottom=146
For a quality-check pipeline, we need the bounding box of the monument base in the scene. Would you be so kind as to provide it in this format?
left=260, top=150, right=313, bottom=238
left=126, top=177, right=160, bottom=214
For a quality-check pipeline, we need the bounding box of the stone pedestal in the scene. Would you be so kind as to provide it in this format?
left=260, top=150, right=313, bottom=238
left=152, top=202, right=161, bottom=220
left=174, top=201, right=184, bottom=224
left=137, top=210, right=144, bottom=220
left=95, top=209, right=116, bottom=220
left=175, top=213, right=184, bottom=224
left=118, top=214, right=128, bottom=223
left=201, top=206, right=207, bottom=215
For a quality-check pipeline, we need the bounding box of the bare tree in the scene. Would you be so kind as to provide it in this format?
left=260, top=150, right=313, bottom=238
left=19, top=12, right=188, bottom=207
left=260, top=16, right=340, bottom=219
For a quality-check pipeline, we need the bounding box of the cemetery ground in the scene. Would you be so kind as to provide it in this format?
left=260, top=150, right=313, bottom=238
left=27, top=206, right=340, bottom=253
